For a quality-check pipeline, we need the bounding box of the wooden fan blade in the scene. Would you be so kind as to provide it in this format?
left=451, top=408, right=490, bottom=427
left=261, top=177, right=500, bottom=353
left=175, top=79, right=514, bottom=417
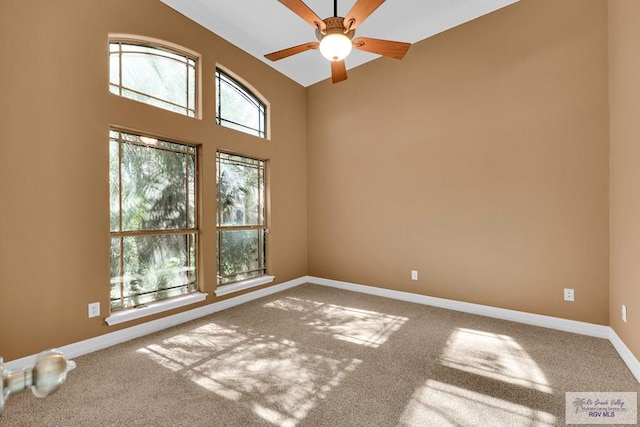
left=352, top=37, right=411, bottom=60
left=265, top=42, right=319, bottom=61
left=331, top=60, right=348, bottom=84
left=278, top=0, right=325, bottom=30
left=344, top=0, right=386, bottom=30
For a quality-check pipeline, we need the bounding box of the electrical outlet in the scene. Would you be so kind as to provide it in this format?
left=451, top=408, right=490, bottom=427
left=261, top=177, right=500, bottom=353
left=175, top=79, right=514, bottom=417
left=622, top=304, right=627, bottom=323
left=411, top=270, right=418, bottom=281
left=563, top=288, right=575, bottom=302
left=88, top=302, right=100, bottom=318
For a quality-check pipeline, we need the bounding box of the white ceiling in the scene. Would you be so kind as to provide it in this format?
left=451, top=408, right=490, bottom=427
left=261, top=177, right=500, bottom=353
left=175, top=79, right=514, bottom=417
left=160, top=0, right=519, bottom=87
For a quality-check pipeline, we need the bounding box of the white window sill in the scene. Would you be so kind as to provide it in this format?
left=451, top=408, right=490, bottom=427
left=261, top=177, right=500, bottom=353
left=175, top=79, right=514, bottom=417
left=214, top=275, right=275, bottom=297
left=105, top=292, right=208, bottom=326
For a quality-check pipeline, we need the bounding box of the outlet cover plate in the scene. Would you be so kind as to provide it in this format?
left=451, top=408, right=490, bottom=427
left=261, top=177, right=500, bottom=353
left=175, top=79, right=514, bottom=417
left=564, top=288, right=575, bottom=302
left=88, top=302, right=101, bottom=318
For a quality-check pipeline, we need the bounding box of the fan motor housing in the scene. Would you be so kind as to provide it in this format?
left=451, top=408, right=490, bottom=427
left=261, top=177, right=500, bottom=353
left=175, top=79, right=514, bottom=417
left=316, top=17, right=355, bottom=41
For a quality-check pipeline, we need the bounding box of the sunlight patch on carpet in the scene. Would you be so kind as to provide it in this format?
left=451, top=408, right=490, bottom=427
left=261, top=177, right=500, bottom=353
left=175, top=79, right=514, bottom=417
left=186, top=337, right=361, bottom=426
left=137, top=322, right=248, bottom=371
left=398, top=379, right=556, bottom=427
left=263, top=296, right=324, bottom=312
left=265, top=296, right=408, bottom=348
left=440, top=328, right=552, bottom=393
left=138, top=323, right=362, bottom=426
left=307, top=304, right=407, bottom=348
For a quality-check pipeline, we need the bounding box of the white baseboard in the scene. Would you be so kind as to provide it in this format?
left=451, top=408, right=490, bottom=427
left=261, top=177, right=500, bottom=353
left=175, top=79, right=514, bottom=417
left=307, top=276, right=610, bottom=338
left=609, top=328, right=640, bottom=384
left=6, top=274, right=639, bottom=386
left=4, top=276, right=306, bottom=371
left=307, top=276, right=640, bottom=384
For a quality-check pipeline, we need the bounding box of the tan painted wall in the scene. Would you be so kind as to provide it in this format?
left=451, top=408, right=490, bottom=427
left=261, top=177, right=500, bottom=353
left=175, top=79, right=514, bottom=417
left=609, top=0, right=640, bottom=358
left=3, top=0, right=635, bottom=364
left=0, top=0, right=308, bottom=361
left=307, top=0, right=610, bottom=324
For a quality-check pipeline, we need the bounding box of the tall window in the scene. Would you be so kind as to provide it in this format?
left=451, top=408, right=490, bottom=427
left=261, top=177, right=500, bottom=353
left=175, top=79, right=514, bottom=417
left=216, top=69, right=267, bottom=138
left=109, top=130, right=198, bottom=310
left=216, top=152, right=267, bottom=285
left=109, top=40, right=197, bottom=117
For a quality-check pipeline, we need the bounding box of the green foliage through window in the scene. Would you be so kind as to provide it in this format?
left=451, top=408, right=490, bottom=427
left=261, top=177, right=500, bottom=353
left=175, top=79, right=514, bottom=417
left=109, top=130, right=198, bottom=310
left=216, top=69, right=267, bottom=138
left=109, top=40, right=197, bottom=117
left=216, top=152, right=267, bottom=285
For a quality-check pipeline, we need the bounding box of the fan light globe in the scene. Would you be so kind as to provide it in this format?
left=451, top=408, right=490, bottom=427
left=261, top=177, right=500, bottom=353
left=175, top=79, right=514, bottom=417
left=319, top=33, right=352, bottom=62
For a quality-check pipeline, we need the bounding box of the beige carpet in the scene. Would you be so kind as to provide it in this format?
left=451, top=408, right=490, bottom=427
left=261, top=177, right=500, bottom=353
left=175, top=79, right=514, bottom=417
left=2, top=284, right=638, bottom=426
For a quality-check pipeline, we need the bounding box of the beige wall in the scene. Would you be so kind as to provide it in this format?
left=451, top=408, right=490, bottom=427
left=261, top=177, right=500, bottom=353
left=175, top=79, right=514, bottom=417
left=307, top=0, right=610, bottom=324
left=609, top=0, right=640, bottom=358
left=0, top=0, right=308, bottom=361
left=3, top=0, right=639, bottom=365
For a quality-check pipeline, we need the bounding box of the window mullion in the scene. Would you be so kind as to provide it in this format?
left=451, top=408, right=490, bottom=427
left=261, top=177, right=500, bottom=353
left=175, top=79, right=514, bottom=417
left=117, top=133, right=123, bottom=233
left=112, top=228, right=196, bottom=237
left=257, top=165, right=263, bottom=271
left=118, top=43, right=123, bottom=96
left=185, top=61, right=190, bottom=117
left=118, top=237, right=124, bottom=310
left=216, top=72, right=222, bottom=125
left=115, top=87, right=194, bottom=113
left=216, top=152, right=221, bottom=228
left=118, top=132, right=124, bottom=309
left=217, top=230, right=223, bottom=282
left=216, top=225, right=266, bottom=232
left=185, top=150, right=189, bottom=230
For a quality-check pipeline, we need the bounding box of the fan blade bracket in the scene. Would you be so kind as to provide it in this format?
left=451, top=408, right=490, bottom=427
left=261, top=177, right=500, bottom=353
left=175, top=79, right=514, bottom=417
left=344, top=18, right=356, bottom=33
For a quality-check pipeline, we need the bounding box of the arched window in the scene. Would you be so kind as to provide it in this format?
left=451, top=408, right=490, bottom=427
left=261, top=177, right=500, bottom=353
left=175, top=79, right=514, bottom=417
left=216, top=68, right=267, bottom=139
left=109, top=38, right=198, bottom=117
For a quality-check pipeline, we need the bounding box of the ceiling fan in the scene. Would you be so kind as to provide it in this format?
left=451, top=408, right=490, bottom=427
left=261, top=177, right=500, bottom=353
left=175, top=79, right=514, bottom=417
left=265, top=0, right=411, bottom=83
